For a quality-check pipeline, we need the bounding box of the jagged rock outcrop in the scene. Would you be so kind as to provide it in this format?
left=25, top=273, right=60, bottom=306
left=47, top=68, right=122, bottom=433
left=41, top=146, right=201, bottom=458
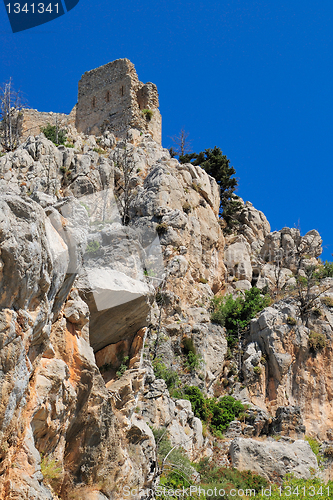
left=0, top=122, right=229, bottom=497
left=242, top=279, right=333, bottom=439
left=225, top=199, right=323, bottom=293
left=0, top=195, right=160, bottom=499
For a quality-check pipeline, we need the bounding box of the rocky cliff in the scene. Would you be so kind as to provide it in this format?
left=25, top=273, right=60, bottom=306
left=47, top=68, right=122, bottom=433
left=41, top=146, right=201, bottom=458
left=0, top=72, right=332, bottom=498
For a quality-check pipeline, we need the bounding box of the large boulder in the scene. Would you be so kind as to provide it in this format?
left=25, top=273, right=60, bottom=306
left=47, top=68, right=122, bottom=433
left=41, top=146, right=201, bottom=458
left=78, top=268, right=152, bottom=352
left=230, top=437, right=318, bottom=481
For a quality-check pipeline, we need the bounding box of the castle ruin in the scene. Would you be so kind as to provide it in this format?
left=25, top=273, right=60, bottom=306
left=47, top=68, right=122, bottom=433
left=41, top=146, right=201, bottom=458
left=75, top=58, right=162, bottom=143
left=19, top=59, right=162, bottom=144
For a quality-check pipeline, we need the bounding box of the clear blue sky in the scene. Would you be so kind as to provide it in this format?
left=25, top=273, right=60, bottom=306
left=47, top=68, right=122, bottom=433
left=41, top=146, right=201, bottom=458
left=1, top=0, right=332, bottom=260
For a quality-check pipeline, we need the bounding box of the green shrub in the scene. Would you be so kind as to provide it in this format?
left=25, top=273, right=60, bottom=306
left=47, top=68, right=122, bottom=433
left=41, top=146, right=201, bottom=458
left=211, top=287, right=270, bottom=347
left=185, top=351, right=202, bottom=371
left=152, top=359, right=179, bottom=389
left=197, top=459, right=268, bottom=494
left=308, top=331, right=326, bottom=351
left=41, top=124, right=67, bottom=145
left=142, top=109, right=153, bottom=121
left=183, top=387, right=244, bottom=435
left=40, top=455, right=62, bottom=485
left=286, top=316, right=297, bottom=325
left=253, top=366, right=262, bottom=375
left=85, top=240, right=100, bottom=254
left=183, top=386, right=208, bottom=421
left=156, top=222, right=168, bottom=235
left=182, top=337, right=202, bottom=371
left=319, top=261, right=333, bottom=279
left=64, top=142, right=74, bottom=148
left=93, top=147, right=105, bottom=154
left=116, top=356, right=129, bottom=378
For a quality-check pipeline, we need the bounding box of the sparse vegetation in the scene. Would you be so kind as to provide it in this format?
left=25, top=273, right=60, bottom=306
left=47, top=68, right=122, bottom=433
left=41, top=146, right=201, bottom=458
left=93, top=147, right=105, bottom=154
left=152, top=428, right=195, bottom=495
left=156, top=222, right=169, bottom=235
left=253, top=366, right=262, bottom=375
left=181, top=336, right=202, bottom=371
left=312, top=307, right=322, bottom=317
left=116, top=356, right=129, bottom=378
left=211, top=287, right=270, bottom=347
left=286, top=316, right=297, bottom=325
left=152, top=359, right=179, bottom=389
left=182, top=201, right=191, bottom=214
left=0, top=78, right=25, bottom=151
left=308, top=331, right=326, bottom=352
left=319, top=260, right=333, bottom=279
left=305, top=436, right=323, bottom=465
left=321, top=296, right=333, bottom=308
left=196, top=458, right=268, bottom=496
left=142, top=109, right=153, bottom=121
left=40, top=455, right=62, bottom=485
left=199, top=277, right=208, bottom=284
left=41, top=123, right=67, bottom=145
left=85, top=240, right=100, bottom=254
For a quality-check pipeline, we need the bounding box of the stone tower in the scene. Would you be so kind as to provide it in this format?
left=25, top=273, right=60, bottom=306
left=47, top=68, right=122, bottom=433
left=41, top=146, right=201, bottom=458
left=75, top=58, right=162, bottom=144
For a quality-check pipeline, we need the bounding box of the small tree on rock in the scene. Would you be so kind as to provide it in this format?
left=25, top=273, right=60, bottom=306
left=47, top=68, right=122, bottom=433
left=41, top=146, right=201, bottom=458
left=0, top=78, right=25, bottom=151
left=114, top=138, right=137, bottom=225
left=169, top=128, right=192, bottom=157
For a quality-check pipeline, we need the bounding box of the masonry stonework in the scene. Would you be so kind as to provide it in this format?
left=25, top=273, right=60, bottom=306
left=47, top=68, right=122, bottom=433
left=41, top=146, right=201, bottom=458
left=75, top=58, right=162, bottom=143
left=20, top=108, right=76, bottom=140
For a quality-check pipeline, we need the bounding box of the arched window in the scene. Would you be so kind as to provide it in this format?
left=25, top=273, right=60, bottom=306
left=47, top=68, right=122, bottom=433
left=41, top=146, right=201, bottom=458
left=92, top=96, right=96, bottom=108
left=106, top=91, right=110, bottom=103
left=121, top=86, right=124, bottom=96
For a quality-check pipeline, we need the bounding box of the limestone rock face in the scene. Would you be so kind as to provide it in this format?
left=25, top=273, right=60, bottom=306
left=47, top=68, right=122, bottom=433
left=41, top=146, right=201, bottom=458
left=235, top=200, right=271, bottom=245
left=230, top=437, right=318, bottom=481
left=0, top=195, right=158, bottom=499
left=270, top=406, right=306, bottom=438
left=140, top=368, right=204, bottom=461
left=224, top=200, right=322, bottom=293
left=0, top=123, right=230, bottom=497
left=3, top=79, right=332, bottom=496
left=244, top=281, right=333, bottom=439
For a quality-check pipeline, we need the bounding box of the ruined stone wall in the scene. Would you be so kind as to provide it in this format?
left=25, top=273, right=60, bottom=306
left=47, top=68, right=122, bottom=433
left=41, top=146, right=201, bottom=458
left=75, top=58, right=161, bottom=143
left=20, top=107, right=76, bottom=140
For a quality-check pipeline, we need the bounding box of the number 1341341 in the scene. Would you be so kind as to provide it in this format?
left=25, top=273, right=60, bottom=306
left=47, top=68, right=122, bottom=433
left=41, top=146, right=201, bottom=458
left=6, top=3, right=59, bottom=13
